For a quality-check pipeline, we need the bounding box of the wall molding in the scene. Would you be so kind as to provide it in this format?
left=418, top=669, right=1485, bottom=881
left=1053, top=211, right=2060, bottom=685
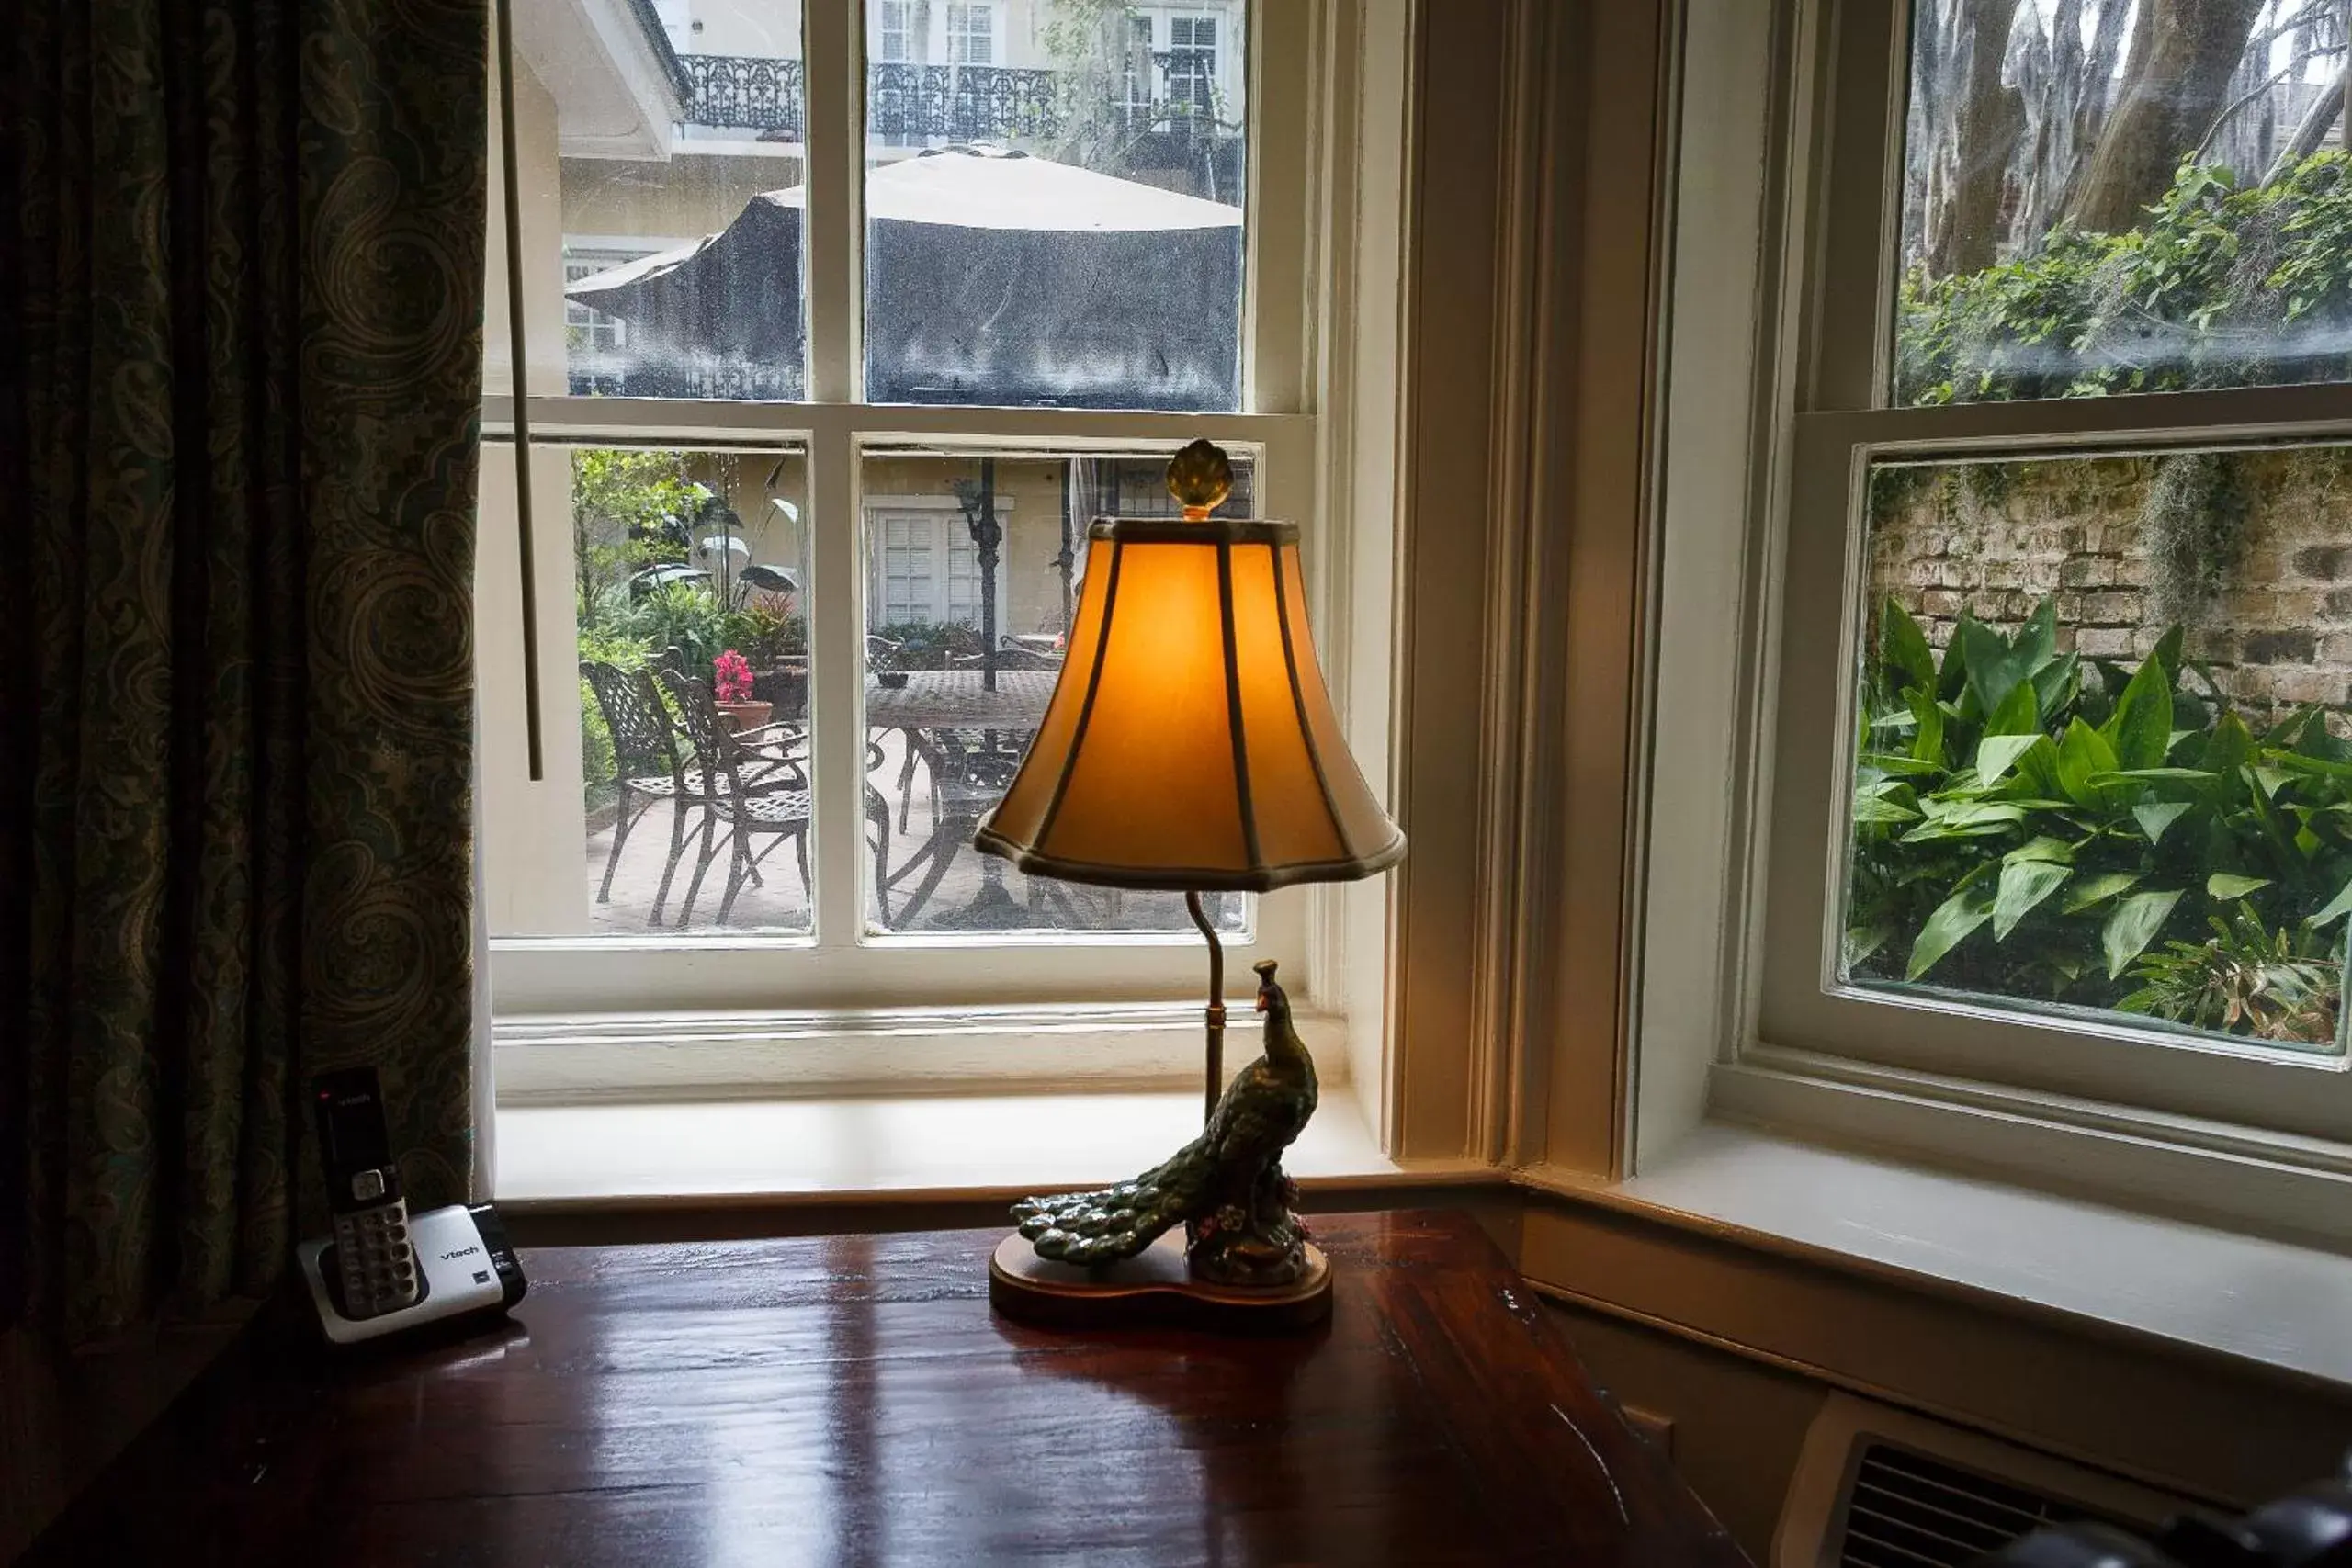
left=1510, top=1180, right=2352, bottom=1509
left=1387, top=0, right=1677, bottom=1172
left=496, top=1003, right=1351, bottom=1104
left=1713, top=1048, right=2352, bottom=1251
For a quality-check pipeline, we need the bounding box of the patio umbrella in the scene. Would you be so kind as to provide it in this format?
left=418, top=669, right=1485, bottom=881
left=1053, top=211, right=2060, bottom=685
left=565, top=147, right=1244, bottom=410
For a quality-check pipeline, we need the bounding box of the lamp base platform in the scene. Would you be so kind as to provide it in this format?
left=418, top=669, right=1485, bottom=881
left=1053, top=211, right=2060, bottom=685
left=988, top=1230, right=1331, bottom=1334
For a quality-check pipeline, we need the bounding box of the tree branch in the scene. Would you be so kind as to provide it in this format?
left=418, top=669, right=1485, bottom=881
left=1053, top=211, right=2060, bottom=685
left=2194, top=42, right=2346, bottom=164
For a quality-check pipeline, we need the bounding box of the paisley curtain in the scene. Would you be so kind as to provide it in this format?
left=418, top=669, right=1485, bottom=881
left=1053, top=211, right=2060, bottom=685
left=3, top=0, right=488, bottom=1344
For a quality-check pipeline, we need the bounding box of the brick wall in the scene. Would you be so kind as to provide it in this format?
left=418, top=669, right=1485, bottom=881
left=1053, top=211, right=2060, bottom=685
left=1867, top=450, right=2352, bottom=732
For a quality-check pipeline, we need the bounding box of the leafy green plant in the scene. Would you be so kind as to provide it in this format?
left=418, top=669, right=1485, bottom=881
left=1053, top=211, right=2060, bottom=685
left=601, top=581, right=733, bottom=674
left=571, top=448, right=703, bottom=602
left=1847, top=597, right=2352, bottom=1042
left=731, top=605, right=805, bottom=665
left=2120, top=902, right=2342, bottom=1045
left=1897, top=153, right=2352, bottom=406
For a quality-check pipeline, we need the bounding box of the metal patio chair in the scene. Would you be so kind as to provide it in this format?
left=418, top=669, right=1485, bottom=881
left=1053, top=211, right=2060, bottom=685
left=582, top=660, right=707, bottom=926
left=661, top=669, right=895, bottom=927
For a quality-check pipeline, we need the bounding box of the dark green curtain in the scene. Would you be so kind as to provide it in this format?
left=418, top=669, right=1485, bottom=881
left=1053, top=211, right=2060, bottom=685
left=3, top=0, right=489, bottom=1344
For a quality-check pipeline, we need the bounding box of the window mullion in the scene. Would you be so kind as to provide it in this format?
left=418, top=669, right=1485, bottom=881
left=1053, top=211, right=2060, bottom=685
left=1247, top=0, right=1309, bottom=413
left=805, top=0, right=862, bottom=945
left=805, top=0, right=861, bottom=403
left=808, top=410, right=865, bottom=947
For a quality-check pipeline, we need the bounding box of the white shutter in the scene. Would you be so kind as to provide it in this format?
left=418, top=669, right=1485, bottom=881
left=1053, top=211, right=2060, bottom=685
left=876, top=513, right=941, bottom=626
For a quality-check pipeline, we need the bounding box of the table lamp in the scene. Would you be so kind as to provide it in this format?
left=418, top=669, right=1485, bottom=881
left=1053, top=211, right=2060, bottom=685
left=974, top=439, right=1404, bottom=1330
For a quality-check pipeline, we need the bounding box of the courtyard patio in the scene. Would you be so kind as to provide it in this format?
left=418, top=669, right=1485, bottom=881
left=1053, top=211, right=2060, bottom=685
left=579, top=726, right=1221, bottom=937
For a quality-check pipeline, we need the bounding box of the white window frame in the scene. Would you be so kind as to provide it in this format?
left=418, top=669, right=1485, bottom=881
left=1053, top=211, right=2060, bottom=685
left=943, top=0, right=996, bottom=67
left=1125, top=8, right=1233, bottom=116
left=874, top=0, right=916, bottom=63
left=561, top=238, right=684, bottom=363
left=862, top=494, right=1014, bottom=630
left=1167, top=13, right=1219, bottom=110
left=1121, top=13, right=1156, bottom=115
left=1637, top=0, right=2352, bottom=1243
left=562, top=259, right=628, bottom=355
left=481, top=3, right=1383, bottom=1100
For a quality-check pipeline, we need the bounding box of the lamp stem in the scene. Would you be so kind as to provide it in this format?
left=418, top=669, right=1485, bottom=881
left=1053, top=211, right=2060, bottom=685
left=1186, top=890, right=1223, bottom=1125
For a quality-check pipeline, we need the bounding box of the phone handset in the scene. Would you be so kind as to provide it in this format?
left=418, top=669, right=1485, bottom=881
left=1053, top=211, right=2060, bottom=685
left=311, top=1067, right=422, bottom=1319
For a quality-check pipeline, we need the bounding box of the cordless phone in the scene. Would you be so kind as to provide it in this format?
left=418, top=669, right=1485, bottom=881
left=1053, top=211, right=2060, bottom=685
left=311, top=1067, right=421, bottom=1319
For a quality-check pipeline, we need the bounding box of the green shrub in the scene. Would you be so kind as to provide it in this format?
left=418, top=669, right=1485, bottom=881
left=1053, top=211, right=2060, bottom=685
left=1897, top=153, right=2352, bottom=405
left=572, top=448, right=699, bottom=600
left=1849, top=598, right=2352, bottom=1043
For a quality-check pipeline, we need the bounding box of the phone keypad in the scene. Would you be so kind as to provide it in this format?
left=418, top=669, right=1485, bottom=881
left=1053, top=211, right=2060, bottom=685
left=334, top=1197, right=421, bottom=1319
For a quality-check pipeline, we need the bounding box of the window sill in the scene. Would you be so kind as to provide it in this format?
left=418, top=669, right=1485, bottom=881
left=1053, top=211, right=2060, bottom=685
left=492, top=1081, right=1490, bottom=1213
left=1519, top=1122, right=2352, bottom=1393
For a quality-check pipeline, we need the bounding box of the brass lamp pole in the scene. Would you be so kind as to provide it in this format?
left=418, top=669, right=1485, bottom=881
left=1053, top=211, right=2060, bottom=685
left=1186, top=890, right=1223, bottom=1123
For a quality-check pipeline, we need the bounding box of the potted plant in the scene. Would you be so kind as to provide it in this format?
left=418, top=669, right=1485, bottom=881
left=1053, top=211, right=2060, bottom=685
left=712, top=649, right=771, bottom=732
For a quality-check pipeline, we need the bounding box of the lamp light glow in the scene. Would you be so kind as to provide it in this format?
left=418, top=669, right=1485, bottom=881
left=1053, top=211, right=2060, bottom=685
left=973, top=517, right=1402, bottom=892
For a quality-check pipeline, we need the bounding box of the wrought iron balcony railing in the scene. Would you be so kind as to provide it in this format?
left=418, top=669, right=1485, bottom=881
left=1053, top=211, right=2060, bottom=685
left=680, top=54, right=807, bottom=137
left=868, top=62, right=1062, bottom=142
left=677, top=53, right=1234, bottom=146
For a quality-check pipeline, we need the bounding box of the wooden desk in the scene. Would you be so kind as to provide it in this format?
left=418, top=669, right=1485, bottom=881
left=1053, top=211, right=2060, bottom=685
left=25, top=1211, right=1746, bottom=1566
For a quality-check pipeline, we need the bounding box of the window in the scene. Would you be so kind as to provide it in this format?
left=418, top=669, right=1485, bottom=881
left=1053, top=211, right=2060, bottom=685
left=944, top=1, right=995, bottom=66
left=561, top=243, right=685, bottom=390
left=481, top=0, right=1324, bottom=1029
left=1168, top=14, right=1217, bottom=110
left=1123, top=11, right=1225, bottom=124
left=861, top=6, right=1247, bottom=408
left=563, top=258, right=628, bottom=356
left=1843, top=446, right=2351, bottom=1055
left=1715, top=0, right=2352, bottom=1157
left=1121, top=15, right=1154, bottom=115
left=875, top=0, right=915, bottom=62
left=867, top=506, right=1004, bottom=626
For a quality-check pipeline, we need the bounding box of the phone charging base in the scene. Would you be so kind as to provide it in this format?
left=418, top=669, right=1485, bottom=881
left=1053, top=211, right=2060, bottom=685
left=298, top=1204, right=514, bottom=1347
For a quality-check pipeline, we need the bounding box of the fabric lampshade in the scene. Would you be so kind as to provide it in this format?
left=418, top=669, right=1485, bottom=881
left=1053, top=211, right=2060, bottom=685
left=973, top=517, right=1404, bottom=891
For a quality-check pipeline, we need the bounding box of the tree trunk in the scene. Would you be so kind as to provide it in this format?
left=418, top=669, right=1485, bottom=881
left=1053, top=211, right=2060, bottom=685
left=2014, top=0, right=2134, bottom=250
left=2064, top=0, right=2267, bottom=231
left=2074, top=0, right=2136, bottom=156
left=2013, top=0, right=2078, bottom=247
left=2265, top=7, right=2348, bottom=183
left=1926, top=0, right=2026, bottom=276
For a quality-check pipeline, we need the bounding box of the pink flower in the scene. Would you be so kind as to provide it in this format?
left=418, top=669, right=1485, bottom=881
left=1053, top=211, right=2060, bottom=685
left=713, top=649, right=754, bottom=702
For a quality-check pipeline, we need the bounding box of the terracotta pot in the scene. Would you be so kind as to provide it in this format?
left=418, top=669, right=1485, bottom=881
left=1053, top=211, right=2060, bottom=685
left=715, top=699, right=773, bottom=734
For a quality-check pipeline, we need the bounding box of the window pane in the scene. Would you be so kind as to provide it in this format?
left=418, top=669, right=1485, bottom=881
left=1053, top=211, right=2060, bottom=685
left=1844, top=447, right=2352, bottom=1053
left=489, top=444, right=813, bottom=937
left=863, top=448, right=1256, bottom=934
left=511, top=0, right=807, bottom=399
left=862, top=1, right=1249, bottom=410
left=1895, top=3, right=2352, bottom=404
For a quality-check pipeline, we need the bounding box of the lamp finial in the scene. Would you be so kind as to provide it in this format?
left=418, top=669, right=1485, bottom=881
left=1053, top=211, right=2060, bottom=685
left=1166, top=439, right=1233, bottom=520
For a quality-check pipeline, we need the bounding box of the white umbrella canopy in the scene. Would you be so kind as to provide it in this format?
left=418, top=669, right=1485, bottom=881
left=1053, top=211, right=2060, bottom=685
left=816, top=147, right=1241, bottom=231
left=565, top=148, right=1244, bottom=408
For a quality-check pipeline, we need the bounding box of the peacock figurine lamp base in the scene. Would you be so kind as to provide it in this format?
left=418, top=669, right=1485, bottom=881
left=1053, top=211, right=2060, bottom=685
left=988, top=958, right=1336, bottom=1334
left=970, top=437, right=1404, bottom=1337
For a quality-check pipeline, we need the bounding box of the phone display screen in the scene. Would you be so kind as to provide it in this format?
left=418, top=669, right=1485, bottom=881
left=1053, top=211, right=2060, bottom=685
left=312, top=1069, right=391, bottom=1183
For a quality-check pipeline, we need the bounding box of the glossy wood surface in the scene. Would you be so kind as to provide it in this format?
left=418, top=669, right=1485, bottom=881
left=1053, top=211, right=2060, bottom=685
left=24, top=1210, right=1746, bottom=1566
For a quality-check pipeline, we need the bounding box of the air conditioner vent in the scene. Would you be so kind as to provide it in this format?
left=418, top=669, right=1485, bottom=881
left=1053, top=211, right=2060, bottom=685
left=1838, top=1443, right=2109, bottom=1567
left=1780, top=1394, right=2189, bottom=1568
